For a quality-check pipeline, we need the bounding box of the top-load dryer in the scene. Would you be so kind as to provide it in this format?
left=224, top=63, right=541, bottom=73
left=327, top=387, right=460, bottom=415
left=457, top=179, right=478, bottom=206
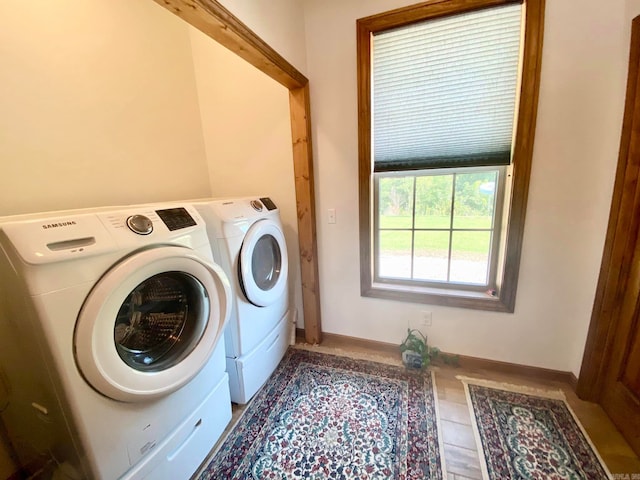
left=0, top=203, right=232, bottom=479
left=194, top=197, right=291, bottom=404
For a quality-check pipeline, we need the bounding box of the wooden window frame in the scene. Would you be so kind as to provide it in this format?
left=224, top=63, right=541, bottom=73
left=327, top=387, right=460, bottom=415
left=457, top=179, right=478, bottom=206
left=357, top=0, right=545, bottom=312
left=151, top=0, right=322, bottom=342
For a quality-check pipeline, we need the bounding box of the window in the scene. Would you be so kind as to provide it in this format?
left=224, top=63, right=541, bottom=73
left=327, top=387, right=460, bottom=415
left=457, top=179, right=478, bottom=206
left=376, top=166, right=505, bottom=288
left=357, top=0, right=544, bottom=312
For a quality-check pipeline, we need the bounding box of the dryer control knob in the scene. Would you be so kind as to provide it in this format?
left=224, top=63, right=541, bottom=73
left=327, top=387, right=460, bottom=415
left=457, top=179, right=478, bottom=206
left=126, top=215, right=153, bottom=235
left=250, top=200, right=263, bottom=212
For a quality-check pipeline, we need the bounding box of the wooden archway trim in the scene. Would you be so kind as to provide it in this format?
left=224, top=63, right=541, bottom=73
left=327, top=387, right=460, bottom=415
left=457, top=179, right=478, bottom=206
left=153, top=0, right=322, bottom=344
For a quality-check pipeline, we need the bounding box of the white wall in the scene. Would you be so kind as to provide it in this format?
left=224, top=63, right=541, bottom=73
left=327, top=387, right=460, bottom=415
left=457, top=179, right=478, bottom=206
left=301, top=0, right=629, bottom=374
left=0, top=0, right=210, bottom=216
left=628, top=0, right=640, bottom=23
left=0, top=0, right=211, bottom=475
left=189, top=27, right=305, bottom=328
left=216, top=0, right=308, bottom=76
left=536, top=2, right=628, bottom=375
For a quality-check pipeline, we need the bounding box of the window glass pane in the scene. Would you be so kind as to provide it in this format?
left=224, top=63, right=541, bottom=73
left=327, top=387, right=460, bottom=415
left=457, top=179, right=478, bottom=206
left=379, top=230, right=412, bottom=278
left=449, top=231, right=491, bottom=284
left=453, top=171, right=497, bottom=229
left=415, top=174, right=453, bottom=229
left=413, top=231, right=450, bottom=282
left=378, top=176, right=414, bottom=229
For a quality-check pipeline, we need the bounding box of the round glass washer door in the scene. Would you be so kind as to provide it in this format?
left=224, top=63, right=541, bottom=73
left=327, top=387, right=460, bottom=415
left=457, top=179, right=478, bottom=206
left=75, top=246, right=231, bottom=403
left=239, top=219, right=288, bottom=307
left=113, top=271, right=207, bottom=372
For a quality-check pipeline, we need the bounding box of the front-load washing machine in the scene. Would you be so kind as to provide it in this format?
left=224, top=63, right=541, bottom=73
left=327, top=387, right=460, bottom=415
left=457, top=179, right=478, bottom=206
left=0, top=203, right=232, bottom=479
left=194, top=197, right=291, bottom=404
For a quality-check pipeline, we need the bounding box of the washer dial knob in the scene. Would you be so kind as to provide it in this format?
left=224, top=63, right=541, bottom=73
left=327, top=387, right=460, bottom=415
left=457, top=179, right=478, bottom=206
left=126, top=215, right=153, bottom=235
left=250, top=200, right=263, bottom=212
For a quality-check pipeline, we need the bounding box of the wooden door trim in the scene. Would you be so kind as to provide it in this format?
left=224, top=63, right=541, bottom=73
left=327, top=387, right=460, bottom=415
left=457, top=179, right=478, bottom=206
left=152, top=0, right=322, bottom=343
left=577, top=15, right=640, bottom=400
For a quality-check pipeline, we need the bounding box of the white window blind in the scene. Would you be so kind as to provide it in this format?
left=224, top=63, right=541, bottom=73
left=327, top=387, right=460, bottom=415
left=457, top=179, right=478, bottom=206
left=372, top=3, right=523, bottom=172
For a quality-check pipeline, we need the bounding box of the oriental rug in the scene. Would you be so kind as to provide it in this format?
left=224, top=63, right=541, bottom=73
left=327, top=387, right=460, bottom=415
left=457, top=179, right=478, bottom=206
left=458, top=376, right=612, bottom=480
left=198, top=348, right=446, bottom=479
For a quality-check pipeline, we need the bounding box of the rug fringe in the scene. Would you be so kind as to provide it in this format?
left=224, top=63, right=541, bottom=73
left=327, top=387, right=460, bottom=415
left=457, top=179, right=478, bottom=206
left=455, top=375, right=566, bottom=400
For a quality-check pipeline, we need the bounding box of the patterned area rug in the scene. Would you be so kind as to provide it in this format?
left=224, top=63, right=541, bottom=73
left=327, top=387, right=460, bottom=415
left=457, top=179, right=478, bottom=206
left=198, top=348, right=445, bottom=479
left=459, top=377, right=612, bottom=480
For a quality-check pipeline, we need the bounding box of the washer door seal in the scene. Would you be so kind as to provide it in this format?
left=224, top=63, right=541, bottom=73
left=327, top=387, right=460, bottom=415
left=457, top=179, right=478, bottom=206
left=74, top=246, right=231, bottom=402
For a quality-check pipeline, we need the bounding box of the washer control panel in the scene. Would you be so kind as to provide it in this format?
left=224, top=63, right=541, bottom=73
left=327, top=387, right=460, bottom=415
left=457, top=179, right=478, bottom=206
left=155, top=207, right=197, bottom=231
left=126, top=215, right=153, bottom=235
left=124, top=208, right=197, bottom=234
left=259, top=197, right=277, bottom=211
left=0, top=204, right=207, bottom=265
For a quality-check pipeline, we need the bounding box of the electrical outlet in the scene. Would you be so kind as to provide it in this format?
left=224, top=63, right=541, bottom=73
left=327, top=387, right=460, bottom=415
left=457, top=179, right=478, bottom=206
left=421, top=310, right=432, bottom=327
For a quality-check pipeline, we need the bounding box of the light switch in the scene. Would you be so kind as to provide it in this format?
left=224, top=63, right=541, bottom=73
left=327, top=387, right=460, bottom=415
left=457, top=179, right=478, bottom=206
left=328, top=208, right=336, bottom=224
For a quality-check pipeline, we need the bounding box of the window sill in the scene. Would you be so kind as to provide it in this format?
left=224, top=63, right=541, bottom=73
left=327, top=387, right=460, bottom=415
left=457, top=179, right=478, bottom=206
left=363, top=281, right=514, bottom=312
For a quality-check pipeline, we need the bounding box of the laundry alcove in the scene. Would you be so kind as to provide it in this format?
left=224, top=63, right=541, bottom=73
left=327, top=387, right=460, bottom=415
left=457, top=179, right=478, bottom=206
left=150, top=0, right=322, bottom=345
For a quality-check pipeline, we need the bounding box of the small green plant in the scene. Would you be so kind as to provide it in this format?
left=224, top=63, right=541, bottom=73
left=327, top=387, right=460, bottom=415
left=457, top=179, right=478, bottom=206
left=399, top=329, right=458, bottom=369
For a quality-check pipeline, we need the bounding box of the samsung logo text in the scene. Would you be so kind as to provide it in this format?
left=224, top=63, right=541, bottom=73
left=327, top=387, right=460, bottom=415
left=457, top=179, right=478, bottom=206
left=42, top=221, right=77, bottom=230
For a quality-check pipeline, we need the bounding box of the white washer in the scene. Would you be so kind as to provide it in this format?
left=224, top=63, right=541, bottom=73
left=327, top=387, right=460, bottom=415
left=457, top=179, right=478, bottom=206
left=194, top=197, right=290, bottom=404
left=0, top=204, right=233, bottom=480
